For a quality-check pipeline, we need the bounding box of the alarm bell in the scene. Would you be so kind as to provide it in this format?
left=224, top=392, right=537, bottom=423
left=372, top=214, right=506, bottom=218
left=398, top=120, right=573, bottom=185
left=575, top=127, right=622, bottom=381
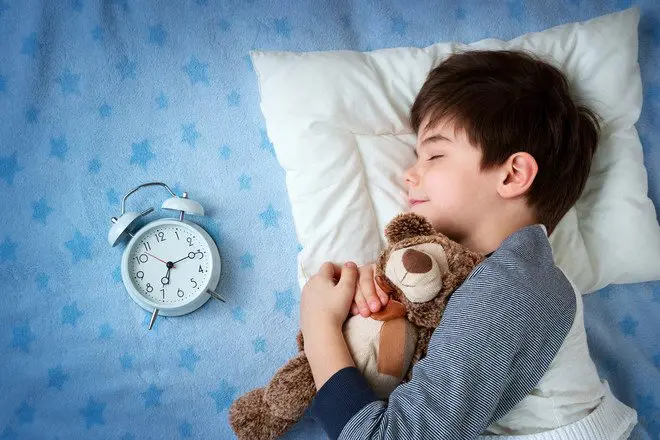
left=107, top=182, right=204, bottom=247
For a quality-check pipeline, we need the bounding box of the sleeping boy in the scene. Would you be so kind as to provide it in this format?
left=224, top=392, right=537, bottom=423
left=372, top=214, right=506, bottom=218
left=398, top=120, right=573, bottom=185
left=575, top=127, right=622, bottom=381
left=299, top=50, right=638, bottom=439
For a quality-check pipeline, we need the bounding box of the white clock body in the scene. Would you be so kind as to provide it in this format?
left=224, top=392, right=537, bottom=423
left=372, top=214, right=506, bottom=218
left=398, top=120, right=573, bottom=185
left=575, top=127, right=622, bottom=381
left=120, top=218, right=221, bottom=316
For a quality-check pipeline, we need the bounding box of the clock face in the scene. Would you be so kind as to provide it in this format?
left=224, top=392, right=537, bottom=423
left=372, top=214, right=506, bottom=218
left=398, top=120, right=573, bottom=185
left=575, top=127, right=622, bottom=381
left=125, top=222, right=213, bottom=306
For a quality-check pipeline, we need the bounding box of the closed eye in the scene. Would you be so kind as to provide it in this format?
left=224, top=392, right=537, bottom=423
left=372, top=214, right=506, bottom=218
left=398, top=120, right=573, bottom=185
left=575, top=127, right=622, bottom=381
left=428, top=155, right=444, bottom=161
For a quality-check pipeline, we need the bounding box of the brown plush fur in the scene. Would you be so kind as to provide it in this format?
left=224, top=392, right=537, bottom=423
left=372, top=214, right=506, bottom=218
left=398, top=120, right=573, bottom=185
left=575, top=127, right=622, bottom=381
left=228, top=212, right=484, bottom=439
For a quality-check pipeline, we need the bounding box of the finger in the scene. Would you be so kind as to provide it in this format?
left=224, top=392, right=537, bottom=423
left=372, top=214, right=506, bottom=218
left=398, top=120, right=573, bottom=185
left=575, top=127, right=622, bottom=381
left=360, top=268, right=381, bottom=313
left=374, top=277, right=389, bottom=306
left=318, top=262, right=337, bottom=280
left=353, top=288, right=371, bottom=317
left=338, top=261, right=358, bottom=290
left=351, top=303, right=359, bottom=315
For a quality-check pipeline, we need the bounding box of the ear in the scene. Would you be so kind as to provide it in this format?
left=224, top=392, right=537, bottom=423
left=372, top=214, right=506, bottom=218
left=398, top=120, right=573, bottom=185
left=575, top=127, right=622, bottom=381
left=497, top=152, right=538, bottom=199
left=384, top=212, right=435, bottom=245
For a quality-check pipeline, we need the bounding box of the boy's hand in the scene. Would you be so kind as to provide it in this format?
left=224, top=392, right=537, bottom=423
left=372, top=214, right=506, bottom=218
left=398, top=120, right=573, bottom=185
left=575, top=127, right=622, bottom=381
left=350, top=263, right=389, bottom=317
left=300, top=261, right=359, bottom=336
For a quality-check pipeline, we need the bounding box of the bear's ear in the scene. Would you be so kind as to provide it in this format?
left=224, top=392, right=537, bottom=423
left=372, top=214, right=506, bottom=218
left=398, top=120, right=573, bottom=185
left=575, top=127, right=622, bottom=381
left=384, top=212, right=435, bottom=245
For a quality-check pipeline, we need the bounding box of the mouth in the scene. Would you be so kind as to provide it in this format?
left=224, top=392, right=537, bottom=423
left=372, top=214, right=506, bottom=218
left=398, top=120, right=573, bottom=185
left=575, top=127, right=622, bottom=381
left=408, top=199, right=428, bottom=207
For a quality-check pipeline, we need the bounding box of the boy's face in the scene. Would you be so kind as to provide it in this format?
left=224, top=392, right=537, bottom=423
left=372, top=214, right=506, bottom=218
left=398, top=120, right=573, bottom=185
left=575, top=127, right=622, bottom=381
left=405, top=117, right=500, bottom=242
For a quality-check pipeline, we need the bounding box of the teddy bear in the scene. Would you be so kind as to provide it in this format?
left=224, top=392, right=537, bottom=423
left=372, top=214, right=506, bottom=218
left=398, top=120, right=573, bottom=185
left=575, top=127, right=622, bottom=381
left=228, top=212, right=484, bottom=440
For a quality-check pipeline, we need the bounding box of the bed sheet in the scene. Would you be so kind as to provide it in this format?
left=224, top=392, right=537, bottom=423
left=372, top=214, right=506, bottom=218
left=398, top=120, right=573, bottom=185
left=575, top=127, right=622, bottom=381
left=0, top=1, right=658, bottom=439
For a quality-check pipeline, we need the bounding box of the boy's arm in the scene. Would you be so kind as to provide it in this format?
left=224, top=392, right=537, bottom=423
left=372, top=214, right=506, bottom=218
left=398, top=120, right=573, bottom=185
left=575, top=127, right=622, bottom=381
left=309, top=254, right=577, bottom=440
left=304, top=325, right=356, bottom=390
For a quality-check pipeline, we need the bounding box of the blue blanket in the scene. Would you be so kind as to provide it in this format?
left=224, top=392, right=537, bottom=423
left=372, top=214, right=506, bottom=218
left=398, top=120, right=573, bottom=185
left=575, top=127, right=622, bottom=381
left=1, top=1, right=659, bottom=439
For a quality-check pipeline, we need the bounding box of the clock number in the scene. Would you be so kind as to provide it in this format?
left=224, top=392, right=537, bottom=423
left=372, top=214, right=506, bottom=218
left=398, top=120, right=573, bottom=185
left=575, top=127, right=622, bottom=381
left=146, top=283, right=153, bottom=293
left=175, top=231, right=180, bottom=240
left=187, top=237, right=193, bottom=247
left=143, top=241, right=151, bottom=252
left=177, top=288, right=185, bottom=298
left=161, top=288, right=165, bottom=299
left=135, top=254, right=148, bottom=264
left=195, top=249, right=204, bottom=259
left=155, top=231, right=166, bottom=243
left=136, top=271, right=144, bottom=280
left=190, top=278, right=198, bottom=289
left=198, top=265, right=204, bottom=273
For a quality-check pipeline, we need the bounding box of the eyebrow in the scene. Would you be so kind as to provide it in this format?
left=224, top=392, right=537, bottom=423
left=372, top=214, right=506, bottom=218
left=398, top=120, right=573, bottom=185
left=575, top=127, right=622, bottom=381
left=415, top=134, right=451, bottom=155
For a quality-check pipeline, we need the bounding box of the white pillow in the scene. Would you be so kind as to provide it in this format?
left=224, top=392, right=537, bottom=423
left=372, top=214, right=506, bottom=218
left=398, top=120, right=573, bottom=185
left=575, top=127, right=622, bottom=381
left=250, top=7, right=660, bottom=295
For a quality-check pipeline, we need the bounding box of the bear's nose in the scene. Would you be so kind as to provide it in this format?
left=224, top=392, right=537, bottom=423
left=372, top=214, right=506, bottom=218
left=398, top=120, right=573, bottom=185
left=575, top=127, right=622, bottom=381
left=402, top=249, right=433, bottom=274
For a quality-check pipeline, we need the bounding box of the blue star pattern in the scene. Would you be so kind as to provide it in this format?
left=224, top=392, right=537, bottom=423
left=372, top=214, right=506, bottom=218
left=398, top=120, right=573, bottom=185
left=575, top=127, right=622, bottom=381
left=179, top=422, right=192, bottom=438
left=227, top=90, right=240, bottom=107
left=181, top=123, right=201, bottom=148
left=32, top=198, right=53, bottom=224
left=141, top=384, right=163, bottom=408
left=65, top=230, right=93, bottom=263
left=99, top=323, right=113, bottom=339
left=148, top=24, right=167, bottom=47
left=91, top=25, right=104, bottom=41
left=183, top=56, right=209, bottom=85
left=239, top=174, right=251, bottom=190
left=507, top=0, right=525, bottom=22
left=274, top=18, right=291, bottom=38
left=50, top=135, right=69, bottom=160
left=62, top=303, right=84, bottom=326
left=253, top=337, right=266, bottom=353
left=25, top=105, right=39, bottom=123
left=112, top=265, right=122, bottom=282
left=16, top=401, right=35, bottom=425
left=231, top=306, right=245, bottom=323
left=156, top=92, right=168, bottom=109
left=48, top=365, right=69, bottom=390
left=260, top=204, right=281, bottom=228
left=0, top=236, right=17, bottom=262
left=260, top=129, right=275, bottom=156
left=209, top=380, right=236, bottom=413
left=80, top=397, right=105, bottom=428
left=391, top=15, right=407, bottom=36
left=88, top=158, right=101, bottom=173
left=130, top=139, right=155, bottom=169
left=0, top=152, right=22, bottom=185
left=21, top=32, right=38, bottom=57
left=239, top=252, right=254, bottom=268
left=116, top=56, right=137, bottom=80
left=107, top=188, right=120, bottom=206
left=120, top=353, right=134, bottom=370
left=619, top=316, right=639, bottom=336
left=218, top=18, right=231, bottom=31
left=179, top=346, right=200, bottom=372
left=274, top=288, right=296, bottom=317
left=12, top=322, right=36, bottom=353
left=219, top=144, right=231, bottom=159
left=36, top=272, right=49, bottom=292
left=56, top=69, right=80, bottom=95
left=0, top=426, right=18, bottom=440
left=99, top=103, right=112, bottom=118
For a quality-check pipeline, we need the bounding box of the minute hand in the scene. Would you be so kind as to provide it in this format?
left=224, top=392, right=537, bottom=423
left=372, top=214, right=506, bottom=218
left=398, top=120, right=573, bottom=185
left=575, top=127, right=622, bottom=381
left=172, top=252, right=196, bottom=265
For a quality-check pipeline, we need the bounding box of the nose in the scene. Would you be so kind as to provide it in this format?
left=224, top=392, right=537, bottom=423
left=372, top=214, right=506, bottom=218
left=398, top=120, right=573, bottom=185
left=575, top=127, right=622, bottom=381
left=404, top=165, right=418, bottom=187
left=402, top=249, right=433, bottom=274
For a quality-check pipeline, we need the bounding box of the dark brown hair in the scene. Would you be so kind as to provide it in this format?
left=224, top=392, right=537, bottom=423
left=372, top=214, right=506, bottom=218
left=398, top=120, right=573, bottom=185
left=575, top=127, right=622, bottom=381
left=410, top=50, right=600, bottom=234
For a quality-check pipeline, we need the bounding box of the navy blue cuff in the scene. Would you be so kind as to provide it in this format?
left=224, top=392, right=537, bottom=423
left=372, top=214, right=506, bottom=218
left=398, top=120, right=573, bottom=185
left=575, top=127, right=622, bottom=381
left=310, top=367, right=380, bottom=439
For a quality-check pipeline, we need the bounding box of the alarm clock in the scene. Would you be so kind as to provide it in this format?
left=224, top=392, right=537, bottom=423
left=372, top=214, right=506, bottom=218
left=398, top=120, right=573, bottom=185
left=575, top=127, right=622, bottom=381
left=108, top=182, right=225, bottom=330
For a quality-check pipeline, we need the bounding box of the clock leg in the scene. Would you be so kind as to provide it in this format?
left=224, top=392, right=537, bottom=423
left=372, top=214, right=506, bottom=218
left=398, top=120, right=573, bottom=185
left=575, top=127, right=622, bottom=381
left=207, top=289, right=226, bottom=302
left=148, top=308, right=159, bottom=330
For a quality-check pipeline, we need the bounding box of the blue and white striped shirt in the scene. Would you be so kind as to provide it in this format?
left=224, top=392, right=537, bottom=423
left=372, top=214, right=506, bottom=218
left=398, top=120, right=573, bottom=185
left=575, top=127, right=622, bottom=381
left=310, top=224, right=577, bottom=440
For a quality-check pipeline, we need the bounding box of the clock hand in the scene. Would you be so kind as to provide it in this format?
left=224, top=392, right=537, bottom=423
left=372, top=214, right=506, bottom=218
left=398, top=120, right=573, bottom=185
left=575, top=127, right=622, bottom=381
left=172, top=252, right=196, bottom=265
left=146, top=252, right=169, bottom=265
left=161, top=266, right=171, bottom=286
